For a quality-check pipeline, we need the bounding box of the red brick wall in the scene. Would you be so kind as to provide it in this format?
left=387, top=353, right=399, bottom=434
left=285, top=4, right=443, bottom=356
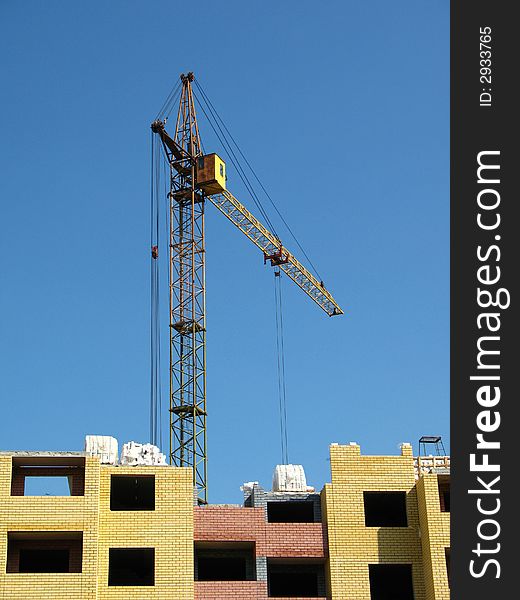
left=194, top=506, right=327, bottom=557
left=264, top=523, right=326, bottom=558
left=195, top=506, right=265, bottom=543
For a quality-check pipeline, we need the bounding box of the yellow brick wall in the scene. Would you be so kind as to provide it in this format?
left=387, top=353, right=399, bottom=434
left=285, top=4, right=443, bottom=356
left=2, top=447, right=449, bottom=600
left=0, top=455, right=194, bottom=600
left=416, top=475, right=450, bottom=600
left=0, top=455, right=100, bottom=599
left=323, top=443, right=425, bottom=600
left=97, top=465, right=194, bottom=599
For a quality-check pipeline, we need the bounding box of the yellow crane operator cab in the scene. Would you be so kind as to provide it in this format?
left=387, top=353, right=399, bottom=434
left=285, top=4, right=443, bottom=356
left=196, top=153, right=226, bottom=195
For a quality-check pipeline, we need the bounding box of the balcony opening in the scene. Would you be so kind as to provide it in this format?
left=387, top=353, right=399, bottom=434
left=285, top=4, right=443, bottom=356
left=364, top=492, right=408, bottom=527
left=195, top=542, right=255, bottom=581
left=267, top=500, right=315, bottom=523
left=108, top=548, right=154, bottom=586
left=23, top=476, right=71, bottom=496
left=267, top=560, right=326, bottom=598
left=7, top=532, right=83, bottom=573
left=369, top=564, right=414, bottom=600
left=110, top=475, right=155, bottom=511
left=20, top=549, right=69, bottom=572
left=438, top=476, right=450, bottom=512
left=11, top=456, right=85, bottom=496
left=199, top=556, right=246, bottom=580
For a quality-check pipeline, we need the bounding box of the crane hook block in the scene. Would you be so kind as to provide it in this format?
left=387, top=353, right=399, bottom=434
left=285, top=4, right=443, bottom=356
left=151, top=245, right=159, bottom=259
left=264, top=247, right=289, bottom=267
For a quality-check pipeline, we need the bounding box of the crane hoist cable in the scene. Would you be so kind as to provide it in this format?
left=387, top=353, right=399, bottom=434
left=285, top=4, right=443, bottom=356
left=194, top=78, right=324, bottom=282
left=274, top=269, right=289, bottom=465
left=150, top=131, right=163, bottom=448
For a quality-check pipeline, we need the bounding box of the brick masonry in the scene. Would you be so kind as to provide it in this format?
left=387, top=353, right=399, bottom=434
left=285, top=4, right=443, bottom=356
left=0, top=454, right=194, bottom=599
left=194, top=506, right=326, bottom=558
left=0, top=444, right=450, bottom=599
left=323, top=443, right=450, bottom=599
left=194, top=504, right=327, bottom=597
left=417, top=474, right=450, bottom=600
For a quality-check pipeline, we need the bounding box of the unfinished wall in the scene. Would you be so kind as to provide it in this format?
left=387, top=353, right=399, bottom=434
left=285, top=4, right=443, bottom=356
left=194, top=504, right=327, bottom=599
left=323, top=443, right=426, bottom=600
left=1, top=445, right=450, bottom=600
left=416, top=474, right=450, bottom=600
left=97, top=464, right=194, bottom=599
left=0, top=453, right=100, bottom=600
left=0, top=453, right=194, bottom=600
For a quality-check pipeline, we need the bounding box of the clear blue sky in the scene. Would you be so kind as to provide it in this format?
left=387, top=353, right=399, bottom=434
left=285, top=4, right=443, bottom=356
left=0, top=1, right=449, bottom=502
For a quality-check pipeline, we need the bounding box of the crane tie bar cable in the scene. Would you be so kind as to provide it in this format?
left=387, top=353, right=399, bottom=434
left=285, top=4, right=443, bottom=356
left=194, top=78, right=324, bottom=282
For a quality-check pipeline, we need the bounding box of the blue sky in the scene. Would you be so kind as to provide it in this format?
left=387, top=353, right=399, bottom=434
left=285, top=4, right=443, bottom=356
left=0, top=1, right=449, bottom=502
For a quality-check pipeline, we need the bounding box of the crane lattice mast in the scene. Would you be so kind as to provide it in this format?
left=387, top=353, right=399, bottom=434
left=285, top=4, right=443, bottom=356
left=151, top=72, right=343, bottom=504
left=152, top=73, right=207, bottom=503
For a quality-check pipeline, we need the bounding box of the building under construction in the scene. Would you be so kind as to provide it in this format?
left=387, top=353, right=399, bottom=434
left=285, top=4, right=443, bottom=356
left=1, top=74, right=450, bottom=599
left=0, top=440, right=450, bottom=599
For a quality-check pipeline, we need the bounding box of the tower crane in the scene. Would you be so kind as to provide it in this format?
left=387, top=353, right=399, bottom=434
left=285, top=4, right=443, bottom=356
left=151, top=72, right=343, bottom=504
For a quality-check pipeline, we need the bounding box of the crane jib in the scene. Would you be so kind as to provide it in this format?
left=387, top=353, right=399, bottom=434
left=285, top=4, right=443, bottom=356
left=209, top=190, right=343, bottom=317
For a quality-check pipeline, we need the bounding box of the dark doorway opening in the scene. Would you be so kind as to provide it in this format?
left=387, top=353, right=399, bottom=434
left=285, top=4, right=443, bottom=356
left=108, top=548, right=155, bottom=586
left=110, top=475, right=155, bottom=511
left=7, top=532, right=83, bottom=573
left=364, top=492, right=408, bottom=527
left=267, top=561, right=326, bottom=597
left=19, top=549, right=70, bottom=573
left=195, top=542, right=255, bottom=581
left=438, top=477, right=450, bottom=512
left=267, top=501, right=315, bottom=523
left=198, top=556, right=246, bottom=580
left=369, top=564, right=414, bottom=600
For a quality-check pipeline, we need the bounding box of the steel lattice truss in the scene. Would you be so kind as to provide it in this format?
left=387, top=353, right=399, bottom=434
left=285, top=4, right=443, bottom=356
left=157, top=74, right=208, bottom=503
left=211, top=190, right=343, bottom=317
left=152, top=72, right=343, bottom=505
